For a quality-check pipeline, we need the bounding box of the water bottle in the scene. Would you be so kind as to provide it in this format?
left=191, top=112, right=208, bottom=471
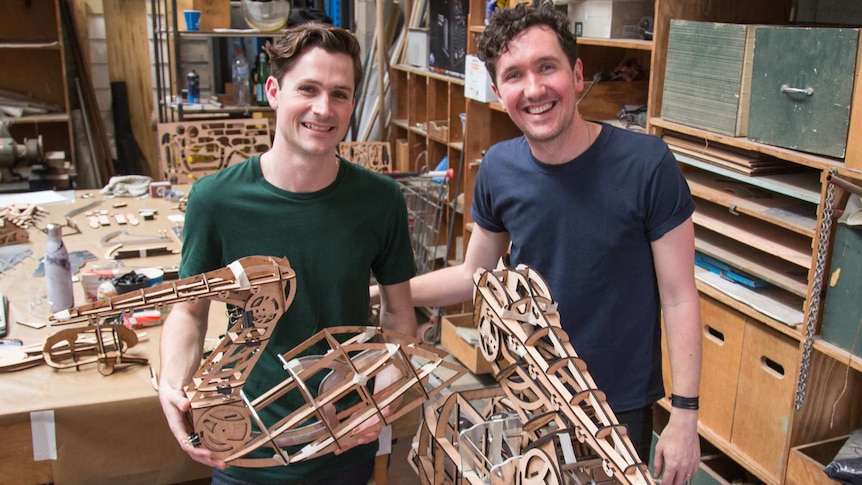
left=45, top=224, right=74, bottom=313
left=255, top=50, right=269, bottom=106
left=233, top=48, right=251, bottom=107
left=187, top=69, right=200, bottom=104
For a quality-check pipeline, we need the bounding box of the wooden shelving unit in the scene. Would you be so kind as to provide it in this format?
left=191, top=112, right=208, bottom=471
left=0, top=0, right=75, bottom=169
left=645, top=2, right=862, bottom=485
left=151, top=0, right=278, bottom=122
left=393, top=1, right=862, bottom=484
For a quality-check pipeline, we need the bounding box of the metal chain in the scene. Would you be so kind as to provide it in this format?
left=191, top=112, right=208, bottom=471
left=796, top=178, right=837, bottom=410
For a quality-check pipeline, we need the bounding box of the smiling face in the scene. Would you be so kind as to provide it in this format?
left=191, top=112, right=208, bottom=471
left=492, top=25, right=584, bottom=152
left=266, top=46, right=356, bottom=159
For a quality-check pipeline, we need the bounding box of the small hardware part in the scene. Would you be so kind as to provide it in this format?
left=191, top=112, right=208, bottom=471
left=0, top=293, right=8, bottom=337
left=113, top=214, right=127, bottom=225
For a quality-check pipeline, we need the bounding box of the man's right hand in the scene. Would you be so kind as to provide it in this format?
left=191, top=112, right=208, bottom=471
left=158, top=386, right=227, bottom=469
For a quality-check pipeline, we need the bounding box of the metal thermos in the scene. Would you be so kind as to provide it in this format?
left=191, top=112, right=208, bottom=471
left=187, top=69, right=200, bottom=104
left=45, top=223, right=74, bottom=313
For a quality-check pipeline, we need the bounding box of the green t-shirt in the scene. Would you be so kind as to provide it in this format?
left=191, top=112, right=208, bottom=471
left=180, top=155, right=416, bottom=483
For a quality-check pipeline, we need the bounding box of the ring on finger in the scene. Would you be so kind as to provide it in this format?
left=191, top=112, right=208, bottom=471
left=181, top=432, right=201, bottom=448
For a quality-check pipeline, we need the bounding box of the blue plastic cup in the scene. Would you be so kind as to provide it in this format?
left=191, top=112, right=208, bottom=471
left=184, top=10, right=201, bottom=31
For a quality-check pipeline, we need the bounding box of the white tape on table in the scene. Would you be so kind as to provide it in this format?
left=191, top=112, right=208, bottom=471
left=30, top=410, right=57, bottom=461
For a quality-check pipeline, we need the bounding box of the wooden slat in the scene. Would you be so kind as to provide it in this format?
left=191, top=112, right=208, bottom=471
left=676, top=150, right=822, bottom=203
left=686, top=169, right=817, bottom=237
left=655, top=118, right=842, bottom=171
left=693, top=199, right=813, bottom=268
left=696, top=227, right=809, bottom=297
left=104, top=0, right=157, bottom=177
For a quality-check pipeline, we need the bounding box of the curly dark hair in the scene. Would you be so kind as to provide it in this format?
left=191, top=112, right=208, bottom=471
left=477, top=1, right=578, bottom=84
left=264, top=22, right=363, bottom=95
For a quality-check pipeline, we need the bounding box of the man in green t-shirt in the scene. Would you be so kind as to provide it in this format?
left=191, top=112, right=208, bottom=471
left=158, top=23, right=417, bottom=485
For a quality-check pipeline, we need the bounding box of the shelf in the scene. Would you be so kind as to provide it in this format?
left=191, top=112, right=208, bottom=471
left=171, top=104, right=273, bottom=117
left=813, top=337, right=862, bottom=373
left=695, top=228, right=809, bottom=298
left=2, top=113, right=69, bottom=124
left=450, top=141, right=463, bottom=151
left=652, top=117, right=843, bottom=171
left=0, top=41, right=60, bottom=49
left=693, top=198, right=812, bottom=269
left=675, top=152, right=822, bottom=204
left=576, top=37, right=653, bottom=51
left=392, top=64, right=466, bottom=85
left=694, top=273, right=804, bottom=340
left=408, top=125, right=427, bottom=137
left=168, top=29, right=288, bottom=38
left=684, top=167, right=818, bottom=237
left=393, top=119, right=409, bottom=130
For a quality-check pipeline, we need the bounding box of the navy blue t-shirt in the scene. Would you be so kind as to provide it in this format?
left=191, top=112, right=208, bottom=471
left=472, top=123, right=695, bottom=412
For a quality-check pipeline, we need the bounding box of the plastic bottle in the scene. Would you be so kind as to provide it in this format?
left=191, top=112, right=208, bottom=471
left=45, top=223, right=74, bottom=313
left=187, top=69, right=200, bottom=104
left=233, top=47, right=251, bottom=107
left=255, top=50, right=269, bottom=106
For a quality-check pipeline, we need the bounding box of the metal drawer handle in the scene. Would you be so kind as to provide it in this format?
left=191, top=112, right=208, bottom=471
left=780, top=84, right=814, bottom=96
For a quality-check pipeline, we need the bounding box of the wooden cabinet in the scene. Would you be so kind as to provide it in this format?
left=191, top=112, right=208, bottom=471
left=392, top=2, right=862, bottom=484
left=1, top=0, right=75, bottom=183
left=647, top=2, right=862, bottom=485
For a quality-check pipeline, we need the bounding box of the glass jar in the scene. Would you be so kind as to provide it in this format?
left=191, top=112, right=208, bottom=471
left=241, top=0, right=291, bottom=32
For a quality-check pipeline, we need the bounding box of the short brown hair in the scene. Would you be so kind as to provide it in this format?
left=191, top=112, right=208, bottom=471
left=264, top=22, right=363, bottom=95
left=478, top=1, right=578, bottom=84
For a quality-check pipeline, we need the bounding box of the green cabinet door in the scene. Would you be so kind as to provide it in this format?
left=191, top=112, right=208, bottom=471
left=748, top=27, right=858, bottom=159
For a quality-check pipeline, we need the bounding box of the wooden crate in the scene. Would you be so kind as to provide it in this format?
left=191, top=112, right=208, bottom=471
left=748, top=27, right=859, bottom=158
left=661, top=20, right=756, bottom=136
left=730, top=322, right=800, bottom=477
left=440, top=313, right=493, bottom=375
left=785, top=435, right=848, bottom=485
left=698, top=296, right=745, bottom=442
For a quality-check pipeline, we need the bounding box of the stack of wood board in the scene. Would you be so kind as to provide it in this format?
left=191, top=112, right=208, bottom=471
left=664, top=134, right=798, bottom=176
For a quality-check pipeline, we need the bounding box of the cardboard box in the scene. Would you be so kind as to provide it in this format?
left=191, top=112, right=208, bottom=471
left=407, top=28, right=429, bottom=69
left=441, top=313, right=493, bottom=375
left=193, top=0, right=231, bottom=31
left=464, top=55, right=498, bottom=103
left=429, top=0, right=470, bottom=78
left=568, top=0, right=654, bottom=39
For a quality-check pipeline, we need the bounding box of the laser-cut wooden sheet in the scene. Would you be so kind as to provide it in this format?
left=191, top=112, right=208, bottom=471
left=157, top=119, right=273, bottom=184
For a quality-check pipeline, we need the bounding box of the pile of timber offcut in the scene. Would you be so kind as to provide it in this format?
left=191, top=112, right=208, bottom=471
left=664, top=134, right=801, bottom=176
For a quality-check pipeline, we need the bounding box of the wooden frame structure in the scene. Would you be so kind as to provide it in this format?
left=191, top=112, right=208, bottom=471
left=47, top=255, right=467, bottom=467
left=410, top=262, right=655, bottom=484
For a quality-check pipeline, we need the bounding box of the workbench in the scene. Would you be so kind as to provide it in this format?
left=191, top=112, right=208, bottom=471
left=0, top=187, right=212, bottom=484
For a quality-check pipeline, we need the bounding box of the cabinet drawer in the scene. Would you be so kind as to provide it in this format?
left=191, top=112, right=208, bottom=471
left=730, top=322, right=799, bottom=477
left=698, top=296, right=745, bottom=442
left=748, top=27, right=859, bottom=158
